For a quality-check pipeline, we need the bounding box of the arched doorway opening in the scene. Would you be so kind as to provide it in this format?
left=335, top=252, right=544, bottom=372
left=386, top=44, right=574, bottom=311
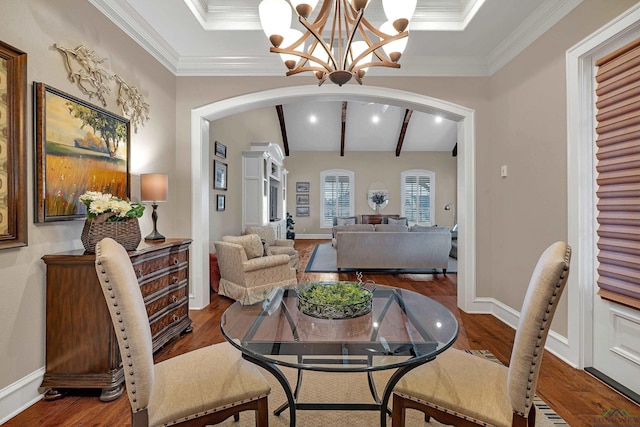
left=189, top=85, right=477, bottom=311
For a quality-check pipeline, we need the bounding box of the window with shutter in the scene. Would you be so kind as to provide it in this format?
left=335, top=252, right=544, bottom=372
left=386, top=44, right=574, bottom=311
left=401, top=169, right=435, bottom=225
left=320, top=169, right=354, bottom=228
left=595, top=38, right=640, bottom=310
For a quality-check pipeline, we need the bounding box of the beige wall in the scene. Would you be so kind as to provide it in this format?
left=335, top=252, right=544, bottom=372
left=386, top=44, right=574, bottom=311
left=1, top=0, right=638, bottom=414
left=285, top=151, right=457, bottom=235
left=208, top=107, right=285, bottom=247
left=0, top=0, right=176, bottom=394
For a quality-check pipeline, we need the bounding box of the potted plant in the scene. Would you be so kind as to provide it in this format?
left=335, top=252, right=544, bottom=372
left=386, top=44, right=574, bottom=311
left=286, top=212, right=295, bottom=240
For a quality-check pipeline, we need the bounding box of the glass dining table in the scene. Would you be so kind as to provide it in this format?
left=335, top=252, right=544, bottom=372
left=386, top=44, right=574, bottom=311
left=220, top=283, right=459, bottom=427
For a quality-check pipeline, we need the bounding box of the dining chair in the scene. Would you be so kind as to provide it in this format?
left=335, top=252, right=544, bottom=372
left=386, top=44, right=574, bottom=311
left=94, top=238, right=270, bottom=427
left=392, top=241, right=571, bottom=427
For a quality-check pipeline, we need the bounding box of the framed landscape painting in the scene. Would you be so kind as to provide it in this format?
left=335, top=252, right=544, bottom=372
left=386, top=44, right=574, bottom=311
left=0, top=41, right=28, bottom=249
left=34, top=83, right=130, bottom=222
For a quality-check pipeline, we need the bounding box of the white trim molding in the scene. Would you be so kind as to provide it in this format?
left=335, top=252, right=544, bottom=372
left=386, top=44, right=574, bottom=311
left=0, top=368, right=44, bottom=424
left=566, top=3, right=640, bottom=369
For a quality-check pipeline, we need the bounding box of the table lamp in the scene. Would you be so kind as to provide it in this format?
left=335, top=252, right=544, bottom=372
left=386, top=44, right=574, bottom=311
left=140, top=173, right=168, bottom=241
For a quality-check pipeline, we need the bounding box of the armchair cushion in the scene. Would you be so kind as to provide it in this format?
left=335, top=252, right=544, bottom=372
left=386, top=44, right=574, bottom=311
left=223, top=234, right=263, bottom=259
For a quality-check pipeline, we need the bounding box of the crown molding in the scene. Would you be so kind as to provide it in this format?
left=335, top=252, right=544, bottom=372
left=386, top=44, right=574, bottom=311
left=487, top=0, right=583, bottom=75
left=89, top=0, right=180, bottom=74
left=91, top=0, right=582, bottom=77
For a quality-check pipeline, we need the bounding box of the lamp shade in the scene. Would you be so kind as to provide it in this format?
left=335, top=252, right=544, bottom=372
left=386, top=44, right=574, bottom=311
left=259, top=0, right=292, bottom=41
left=140, top=174, right=168, bottom=202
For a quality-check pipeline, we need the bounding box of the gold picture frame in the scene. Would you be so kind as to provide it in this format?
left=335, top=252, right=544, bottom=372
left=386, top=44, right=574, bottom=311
left=34, top=82, right=131, bottom=222
left=0, top=41, right=28, bottom=249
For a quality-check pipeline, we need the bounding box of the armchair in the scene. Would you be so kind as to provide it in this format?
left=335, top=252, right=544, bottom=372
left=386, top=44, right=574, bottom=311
left=94, top=238, right=270, bottom=427
left=215, top=234, right=297, bottom=305
left=245, top=225, right=299, bottom=270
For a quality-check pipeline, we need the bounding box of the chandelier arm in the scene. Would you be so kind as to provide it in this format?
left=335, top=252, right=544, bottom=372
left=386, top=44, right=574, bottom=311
left=270, top=46, right=334, bottom=73
left=346, top=32, right=408, bottom=71
left=352, top=60, right=401, bottom=72
left=341, top=2, right=366, bottom=70
left=297, top=18, right=339, bottom=70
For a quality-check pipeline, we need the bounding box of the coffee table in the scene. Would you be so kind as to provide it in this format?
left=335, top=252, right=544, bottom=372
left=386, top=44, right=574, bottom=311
left=220, top=283, right=458, bottom=427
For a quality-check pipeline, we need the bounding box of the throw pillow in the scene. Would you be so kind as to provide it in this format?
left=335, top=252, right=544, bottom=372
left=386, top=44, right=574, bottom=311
left=387, top=217, right=408, bottom=226
left=222, top=234, right=264, bottom=259
left=336, top=216, right=357, bottom=226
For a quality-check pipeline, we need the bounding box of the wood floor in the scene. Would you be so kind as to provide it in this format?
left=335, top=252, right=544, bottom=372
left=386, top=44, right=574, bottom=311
left=7, top=239, right=639, bottom=426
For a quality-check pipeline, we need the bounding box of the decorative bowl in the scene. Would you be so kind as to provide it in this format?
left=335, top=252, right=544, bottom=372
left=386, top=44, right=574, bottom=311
left=296, top=281, right=374, bottom=319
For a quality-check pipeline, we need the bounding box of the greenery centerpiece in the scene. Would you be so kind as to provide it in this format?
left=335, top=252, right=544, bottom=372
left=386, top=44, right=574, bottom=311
left=79, top=191, right=145, bottom=253
left=296, top=281, right=374, bottom=319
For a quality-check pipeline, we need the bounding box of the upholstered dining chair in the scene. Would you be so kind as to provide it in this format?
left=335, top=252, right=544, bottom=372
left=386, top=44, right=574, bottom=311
left=392, top=241, right=571, bottom=427
left=94, top=238, right=271, bottom=427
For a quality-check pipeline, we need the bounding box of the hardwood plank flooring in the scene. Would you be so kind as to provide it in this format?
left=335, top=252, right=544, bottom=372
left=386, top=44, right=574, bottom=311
left=6, top=239, right=638, bottom=426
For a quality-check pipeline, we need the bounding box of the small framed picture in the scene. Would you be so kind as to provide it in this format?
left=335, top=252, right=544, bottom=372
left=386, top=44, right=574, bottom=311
left=216, top=194, right=225, bottom=211
left=296, top=182, right=310, bottom=192
left=213, top=160, right=227, bottom=190
left=214, top=141, right=226, bottom=159
left=296, top=206, right=310, bottom=217
left=296, top=194, right=309, bottom=205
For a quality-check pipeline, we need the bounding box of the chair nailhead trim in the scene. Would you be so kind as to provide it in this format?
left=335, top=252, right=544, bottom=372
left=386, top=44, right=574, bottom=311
left=519, top=246, right=571, bottom=412
left=95, top=246, right=140, bottom=409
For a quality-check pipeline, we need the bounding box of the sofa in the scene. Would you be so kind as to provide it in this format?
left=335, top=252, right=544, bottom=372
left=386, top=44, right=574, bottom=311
left=334, top=224, right=452, bottom=273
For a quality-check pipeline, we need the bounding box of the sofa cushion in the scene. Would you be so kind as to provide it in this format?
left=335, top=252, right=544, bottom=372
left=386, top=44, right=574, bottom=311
left=335, top=224, right=375, bottom=232
left=335, top=216, right=358, bottom=226
left=222, top=234, right=264, bottom=259
left=410, top=225, right=451, bottom=233
left=375, top=224, right=409, bottom=232
left=387, top=217, right=408, bottom=226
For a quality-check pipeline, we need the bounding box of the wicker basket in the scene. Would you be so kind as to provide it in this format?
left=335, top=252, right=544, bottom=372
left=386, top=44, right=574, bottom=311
left=81, top=214, right=141, bottom=253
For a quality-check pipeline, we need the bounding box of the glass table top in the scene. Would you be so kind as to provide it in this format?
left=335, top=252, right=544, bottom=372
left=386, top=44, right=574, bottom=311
left=221, top=284, right=459, bottom=372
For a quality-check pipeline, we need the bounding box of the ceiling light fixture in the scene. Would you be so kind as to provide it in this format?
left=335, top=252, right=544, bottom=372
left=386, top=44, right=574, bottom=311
left=258, top=0, right=417, bottom=86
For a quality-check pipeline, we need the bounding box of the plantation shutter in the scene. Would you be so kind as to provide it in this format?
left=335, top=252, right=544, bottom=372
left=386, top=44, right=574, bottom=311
left=322, top=173, right=351, bottom=227
left=595, top=38, right=640, bottom=310
left=403, top=174, right=431, bottom=224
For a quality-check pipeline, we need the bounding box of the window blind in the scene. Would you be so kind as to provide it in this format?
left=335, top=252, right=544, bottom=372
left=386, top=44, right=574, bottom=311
left=403, top=174, right=431, bottom=224
left=595, top=38, right=640, bottom=310
left=322, top=173, right=351, bottom=227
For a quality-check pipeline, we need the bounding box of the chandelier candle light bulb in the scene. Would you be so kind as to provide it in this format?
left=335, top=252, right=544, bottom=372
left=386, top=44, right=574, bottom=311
left=258, top=0, right=416, bottom=85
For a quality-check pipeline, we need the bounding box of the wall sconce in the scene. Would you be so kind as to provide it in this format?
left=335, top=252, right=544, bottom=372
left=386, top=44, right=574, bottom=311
left=140, top=174, right=168, bottom=241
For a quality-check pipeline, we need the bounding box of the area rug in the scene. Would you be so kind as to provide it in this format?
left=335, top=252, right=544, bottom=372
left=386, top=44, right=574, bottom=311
left=305, top=243, right=458, bottom=274
left=219, top=350, right=567, bottom=427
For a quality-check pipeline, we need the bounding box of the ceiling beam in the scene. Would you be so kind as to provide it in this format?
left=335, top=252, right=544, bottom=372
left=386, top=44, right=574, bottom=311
left=275, top=105, right=289, bottom=156
left=340, top=101, right=347, bottom=157
left=395, top=109, right=413, bottom=157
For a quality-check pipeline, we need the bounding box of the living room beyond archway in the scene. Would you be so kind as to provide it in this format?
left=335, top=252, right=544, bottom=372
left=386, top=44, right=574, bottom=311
left=189, top=85, right=477, bottom=312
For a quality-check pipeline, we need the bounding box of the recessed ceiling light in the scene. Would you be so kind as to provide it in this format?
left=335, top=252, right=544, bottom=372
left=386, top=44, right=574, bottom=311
left=435, top=116, right=443, bottom=123
left=309, top=114, right=317, bottom=123
left=372, top=115, right=380, bottom=124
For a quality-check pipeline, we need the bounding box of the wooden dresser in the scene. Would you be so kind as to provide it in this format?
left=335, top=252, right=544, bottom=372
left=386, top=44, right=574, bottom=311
left=40, top=238, right=192, bottom=401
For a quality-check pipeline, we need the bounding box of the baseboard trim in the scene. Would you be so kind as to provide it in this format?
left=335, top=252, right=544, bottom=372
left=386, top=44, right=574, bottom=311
left=0, top=368, right=44, bottom=424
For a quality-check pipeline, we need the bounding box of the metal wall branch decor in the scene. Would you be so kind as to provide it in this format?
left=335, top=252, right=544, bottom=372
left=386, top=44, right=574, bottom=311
left=54, top=43, right=150, bottom=132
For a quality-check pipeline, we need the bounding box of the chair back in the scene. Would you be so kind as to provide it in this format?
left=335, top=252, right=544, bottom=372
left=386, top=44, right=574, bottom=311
left=245, top=226, right=276, bottom=245
left=507, top=241, right=571, bottom=417
left=95, top=238, right=154, bottom=414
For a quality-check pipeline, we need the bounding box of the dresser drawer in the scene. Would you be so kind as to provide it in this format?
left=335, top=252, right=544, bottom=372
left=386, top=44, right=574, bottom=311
left=149, top=302, right=188, bottom=339
left=140, top=267, right=186, bottom=299
left=168, top=283, right=188, bottom=306
left=131, top=247, right=188, bottom=279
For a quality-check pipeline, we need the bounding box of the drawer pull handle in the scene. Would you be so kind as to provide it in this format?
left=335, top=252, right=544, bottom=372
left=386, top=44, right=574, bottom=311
left=172, top=314, right=179, bottom=322
left=172, top=295, right=178, bottom=303
left=172, top=276, right=179, bottom=284
left=172, top=258, right=179, bottom=265
left=137, top=268, right=143, bottom=277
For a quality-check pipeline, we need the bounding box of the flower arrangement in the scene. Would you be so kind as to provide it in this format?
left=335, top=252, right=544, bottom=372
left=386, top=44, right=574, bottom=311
left=370, top=191, right=388, bottom=206
left=79, top=191, right=145, bottom=222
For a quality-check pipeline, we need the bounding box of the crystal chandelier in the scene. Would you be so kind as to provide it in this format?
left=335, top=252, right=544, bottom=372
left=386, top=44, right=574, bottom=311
left=258, top=0, right=417, bottom=86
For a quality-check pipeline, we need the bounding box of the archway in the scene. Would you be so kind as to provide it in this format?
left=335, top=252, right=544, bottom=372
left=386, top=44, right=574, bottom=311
left=189, top=85, right=477, bottom=310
